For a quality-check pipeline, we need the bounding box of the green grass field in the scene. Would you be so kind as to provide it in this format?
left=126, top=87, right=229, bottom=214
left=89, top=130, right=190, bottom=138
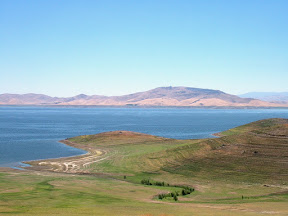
left=1, top=118, right=288, bottom=215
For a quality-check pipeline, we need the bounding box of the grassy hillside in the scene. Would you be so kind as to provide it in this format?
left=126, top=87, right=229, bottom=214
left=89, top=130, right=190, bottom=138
left=3, top=168, right=288, bottom=216
left=53, top=118, right=288, bottom=185
left=1, top=118, right=288, bottom=215
left=159, top=118, right=288, bottom=184
left=218, top=118, right=288, bottom=136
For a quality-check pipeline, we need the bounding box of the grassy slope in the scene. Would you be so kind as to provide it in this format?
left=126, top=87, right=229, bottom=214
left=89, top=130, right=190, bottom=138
left=1, top=118, right=288, bottom=215
left=1, top=168, right=288, bottom=216
left=67, top=119, right=288, bottom=185
left=219, top=118, right=288, bottom=136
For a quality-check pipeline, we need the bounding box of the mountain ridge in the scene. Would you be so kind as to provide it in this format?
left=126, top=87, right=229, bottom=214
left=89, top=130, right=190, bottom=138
left=239, top=92, right=288, bottom=104
left=1, top=86, right=287, bottom=107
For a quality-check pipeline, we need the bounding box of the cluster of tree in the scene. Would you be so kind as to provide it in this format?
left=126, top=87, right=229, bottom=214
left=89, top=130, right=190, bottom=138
left=140, top=179, right=153, bottom=185
left=158, top=191, right=179, bottom=201
left=181, top=186, right=194, bottom=195
left=140, top=179, right=169, bottom=187
left=140, top=178, right=194, bottom=201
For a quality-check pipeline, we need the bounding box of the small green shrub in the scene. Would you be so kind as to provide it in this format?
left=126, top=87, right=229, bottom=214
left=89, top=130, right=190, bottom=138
left=173, top=195, right=178, bottom=201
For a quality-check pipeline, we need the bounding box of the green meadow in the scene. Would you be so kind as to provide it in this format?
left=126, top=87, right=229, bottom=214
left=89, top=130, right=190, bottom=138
left=1, top=118, right=288, bottom=215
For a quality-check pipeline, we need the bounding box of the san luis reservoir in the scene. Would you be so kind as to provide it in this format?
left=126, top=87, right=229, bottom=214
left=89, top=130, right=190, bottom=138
left=1, top=106, right=288, bottom=168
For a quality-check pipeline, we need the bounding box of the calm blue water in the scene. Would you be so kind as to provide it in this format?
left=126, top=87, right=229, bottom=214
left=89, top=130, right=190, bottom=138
left=1, top=107, right=288, bottom=168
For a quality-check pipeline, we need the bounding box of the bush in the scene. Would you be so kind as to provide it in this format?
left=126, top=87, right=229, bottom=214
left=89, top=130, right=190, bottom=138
left=181, top=189, right=186, bottom=195
left=173, top=195, right=178, bottom=201
left=141, top=179, right=169, bottom=187
left=141, top=179, right=152, bottom=185
left=155, top=181, right=165, bottom=186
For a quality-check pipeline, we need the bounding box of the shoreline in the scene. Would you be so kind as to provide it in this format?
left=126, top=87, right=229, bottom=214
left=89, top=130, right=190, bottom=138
left=1, top=104, right=288, bottom=109
left=23, top=139, right=107, bottom=174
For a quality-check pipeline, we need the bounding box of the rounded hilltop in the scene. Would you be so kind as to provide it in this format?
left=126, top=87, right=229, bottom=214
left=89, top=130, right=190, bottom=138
left=66, top=130, right=173, bottom=147
left=218, top=118, right=288, bottom=137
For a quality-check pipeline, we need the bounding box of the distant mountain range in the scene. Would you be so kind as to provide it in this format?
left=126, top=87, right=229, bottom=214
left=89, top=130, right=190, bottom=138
left=239, top=92, right=288, bottom=104
left=0, top=87, right=287, bottom=107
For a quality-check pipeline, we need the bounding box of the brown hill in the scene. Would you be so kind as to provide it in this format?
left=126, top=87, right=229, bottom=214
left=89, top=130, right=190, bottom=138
left=0, top=87, right=287, bottom=107
left=0, top=93, right=62, bottom=105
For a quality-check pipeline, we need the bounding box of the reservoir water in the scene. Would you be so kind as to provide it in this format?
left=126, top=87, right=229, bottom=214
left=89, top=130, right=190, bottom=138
left=1, top=106, right=288, bottom=168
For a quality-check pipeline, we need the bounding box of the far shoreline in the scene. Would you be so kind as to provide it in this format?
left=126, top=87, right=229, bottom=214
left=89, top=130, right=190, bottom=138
left=1, top=104, right=288, bottom=109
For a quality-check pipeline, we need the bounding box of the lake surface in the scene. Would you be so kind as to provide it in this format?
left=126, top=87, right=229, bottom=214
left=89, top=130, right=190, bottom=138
left=1, top=106, right=288, bottom=168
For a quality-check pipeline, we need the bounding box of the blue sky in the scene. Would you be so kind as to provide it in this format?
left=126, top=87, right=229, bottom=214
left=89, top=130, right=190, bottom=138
left=1, top=0, right=287, bottom=96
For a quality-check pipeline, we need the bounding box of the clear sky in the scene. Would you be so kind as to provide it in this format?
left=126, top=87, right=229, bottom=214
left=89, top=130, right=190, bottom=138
left=1, top=0, right=287, bottom=97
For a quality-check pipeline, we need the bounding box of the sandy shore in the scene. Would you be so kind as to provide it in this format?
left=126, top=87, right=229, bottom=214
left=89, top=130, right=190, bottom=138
left=24, top=139, right=108, bottom=174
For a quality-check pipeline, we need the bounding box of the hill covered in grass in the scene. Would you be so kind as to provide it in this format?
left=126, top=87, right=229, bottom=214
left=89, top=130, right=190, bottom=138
left=28, top=118, right=288, bottom=186
left=160, top=118, right=288, bottom=184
